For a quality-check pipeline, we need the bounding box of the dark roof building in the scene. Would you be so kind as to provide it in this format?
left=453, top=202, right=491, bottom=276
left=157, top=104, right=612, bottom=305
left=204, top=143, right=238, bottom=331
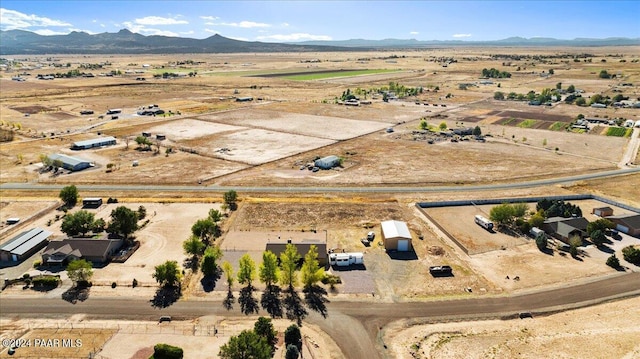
left=48, top=153, right=92, bottom=171
left=42, top=237, right=124, bottom=264
left=0, top=228, right=52, bottom=262
left=606, top=214, right=640, bottom=236
left=543, top=217, right=589, bottom=243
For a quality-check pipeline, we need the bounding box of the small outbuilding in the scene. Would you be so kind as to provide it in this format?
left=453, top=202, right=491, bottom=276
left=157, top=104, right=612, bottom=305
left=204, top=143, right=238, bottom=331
left=381, top=220, right=412, bottom=251
left=0, top=228, right=52, bottom=262
left=592, top=206, right=614, bottom=217
left=82, top=198, right=103, bottom=208
left=71, top=136, right=116, bottom=150
left=314, top=155, right=340, bottom=170
left=48, top=153, right=92, bottom=172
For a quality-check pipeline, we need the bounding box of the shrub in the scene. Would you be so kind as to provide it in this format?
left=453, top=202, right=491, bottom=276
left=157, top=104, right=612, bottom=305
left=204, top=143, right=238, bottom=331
left=153, top=343, right=184, bottom=359
left=606, top=254, right=620, bottom=269
left=32, top=276, right=60, bottom=287
left=111, top=282, right=117, bottom=288
left=132, top=278, right=138, bottom=288
left=622, top=246, right=640, bottom=265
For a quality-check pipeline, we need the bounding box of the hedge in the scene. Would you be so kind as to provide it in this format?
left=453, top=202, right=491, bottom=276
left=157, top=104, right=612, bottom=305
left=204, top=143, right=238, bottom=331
left=151, top=343, right=183, bottom=359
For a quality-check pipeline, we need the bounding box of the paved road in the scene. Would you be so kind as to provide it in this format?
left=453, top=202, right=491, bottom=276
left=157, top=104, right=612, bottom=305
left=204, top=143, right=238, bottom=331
left=1, top=167, right=639, bottom=194
left=1, top=272, right=639, bottom=358
left=620, top=127, right=640, bottom=168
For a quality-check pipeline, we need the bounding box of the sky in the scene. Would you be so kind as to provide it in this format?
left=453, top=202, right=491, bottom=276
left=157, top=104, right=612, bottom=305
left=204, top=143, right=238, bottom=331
left=1, top=1, right=639, bottom=42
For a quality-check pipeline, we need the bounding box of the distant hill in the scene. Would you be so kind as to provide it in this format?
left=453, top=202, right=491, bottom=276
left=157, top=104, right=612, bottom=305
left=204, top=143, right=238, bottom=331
left=290, top=37, right=640, bottom=48
left=1, top=30, right=637, bottom=55
left=0, top=29, right=358, bottom=55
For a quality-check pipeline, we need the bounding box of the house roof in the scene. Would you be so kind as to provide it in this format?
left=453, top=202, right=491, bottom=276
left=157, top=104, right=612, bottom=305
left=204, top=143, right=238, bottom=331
left=544, top=217, right=589, bottom=238
left=48, top=153, right=91, bottom=167
left=381, top=220, right=411, bottom=239
left=72, top=136, right=116, bottom=148
left=43, top=238, right=120, bottom=259
left=0, top=228, right=52, bottom=255
left=606, top=214, right=640, bottom=229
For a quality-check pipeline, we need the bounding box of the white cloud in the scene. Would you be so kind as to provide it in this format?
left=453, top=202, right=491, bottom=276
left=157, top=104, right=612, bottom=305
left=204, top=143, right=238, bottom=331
left=452, top=33, right=472, bottom=38
left=256, top=33, right=332, bottom=41
left=122, top=21, right=179, bottom=36
left=410, top=31, right=419, bottom=35
left=228, top=36, right=249, bottom=41
left=68, top=28, right=98, bottom=35
left=134, top=16, right=188, bottom=26
left=32, top=29, right=69, bottom=36
left=204, top=28, right=218, bottom=34
left=211, top=20, right=271, bottom=28
left=200, top=16, right=219, bottom=21
left=180, top=30, right=194, bottom=35
left=0, top=8, right=72, bottom=30
left=281, top=22, right=290, bottom=27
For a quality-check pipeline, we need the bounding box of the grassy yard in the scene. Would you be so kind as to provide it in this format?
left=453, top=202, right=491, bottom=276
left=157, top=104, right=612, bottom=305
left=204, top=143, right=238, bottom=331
left=606, top=127, right=628, bottom=137
left=549, top=121, right=569, bottom=131
left=517, top=119, right=538, bottom=128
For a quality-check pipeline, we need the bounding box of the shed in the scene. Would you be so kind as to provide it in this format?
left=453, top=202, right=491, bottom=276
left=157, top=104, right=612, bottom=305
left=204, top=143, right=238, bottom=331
left=314, top=155, right=340, bottom=170
left=71, top=136, right=116, bottom=150
left=82, top=198, right=103, bottom=208
left=592, top=206, right=613, bottom=217
left=265, top=239, right=327, bottom=266
left=0, top=228, right=52, bottom=262
left=48, top=153, right=92, bottom=172
left=605, top=214, right=640, bottom=236
left=236, top=97, right=253, bottom=102
left=381, top=220, right=412, bottom=251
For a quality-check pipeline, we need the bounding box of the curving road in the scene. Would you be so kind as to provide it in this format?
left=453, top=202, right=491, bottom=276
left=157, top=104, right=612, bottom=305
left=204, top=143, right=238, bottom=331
left=1, top=272, right=639, bottom=358
left=1, top=167, right=639, bottom=194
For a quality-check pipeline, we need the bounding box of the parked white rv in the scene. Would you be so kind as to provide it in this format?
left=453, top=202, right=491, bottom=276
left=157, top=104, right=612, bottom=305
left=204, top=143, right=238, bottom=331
left=329, top=252, right=364, bottom=267
left=474, top=215, right=494, bottom=231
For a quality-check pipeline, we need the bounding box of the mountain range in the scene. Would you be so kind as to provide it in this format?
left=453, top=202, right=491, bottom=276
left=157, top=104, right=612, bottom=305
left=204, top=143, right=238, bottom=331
left=0, top=29, right=637, bottom=55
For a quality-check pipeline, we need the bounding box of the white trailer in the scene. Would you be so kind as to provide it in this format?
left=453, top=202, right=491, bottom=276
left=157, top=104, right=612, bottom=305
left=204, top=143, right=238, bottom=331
left=475, top=215, right=494, bottom=231
left=329, top=252, right=364, bottom=267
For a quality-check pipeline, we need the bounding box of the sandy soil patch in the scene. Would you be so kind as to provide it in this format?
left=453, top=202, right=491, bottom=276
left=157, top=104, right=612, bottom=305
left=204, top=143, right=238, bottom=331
left=0, top=200, right=59, bottom=239
left=0, top=327, right=115, bottom=359
left=198, top=108, right=392, bottom=140
left=147, top=118, right=245, bottom=140
left=384, top=296, right=640, bottom=359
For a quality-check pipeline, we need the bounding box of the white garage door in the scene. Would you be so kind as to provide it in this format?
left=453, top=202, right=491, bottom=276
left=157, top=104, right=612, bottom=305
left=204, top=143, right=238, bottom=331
left=397, top=239, right=409, bottom=251
left=616, top=224, right=629, bottom=234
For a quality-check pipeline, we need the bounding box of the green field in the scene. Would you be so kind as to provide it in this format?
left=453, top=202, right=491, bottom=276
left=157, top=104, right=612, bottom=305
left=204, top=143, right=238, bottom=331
left=284, top=69, right=398, bottom=80
left=606, top=127, right=628, bottom=137
left=517, top=119, right=538, bottom=128
left=549, top=122, right=569, bottom=131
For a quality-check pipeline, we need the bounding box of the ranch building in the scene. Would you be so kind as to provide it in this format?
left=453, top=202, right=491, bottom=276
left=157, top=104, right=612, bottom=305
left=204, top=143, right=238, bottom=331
left=381, top=220, right=412, bottom=251
left=48, top=154, right=92, bottom=172
left=314, top=155, right=340, bottom=170
left=606, top=214, right=640, bottom=236
left=71, top=136, right=116, bottom=150
left=0, top=228, right=52, bottom=262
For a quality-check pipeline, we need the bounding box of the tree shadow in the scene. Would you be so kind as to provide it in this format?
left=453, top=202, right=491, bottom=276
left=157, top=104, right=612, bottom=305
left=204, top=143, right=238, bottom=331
left=200, top=269, right=222, bottom=293
left=239, top=284, right=259, bottom=315
left=283, top=286, right=308, bottom=326
left=303, top=285, right=329, bottom=318
left=386, top=250, right=418, bottom=261
left=223, top=290, right=235, bottom=310
left=150, top=285, right=181, bottom=308
left=539, top=247, right=554, bottom=256
left=62, top=284, right=90, bottom=304
left=261, top=285, right=283, bottom=318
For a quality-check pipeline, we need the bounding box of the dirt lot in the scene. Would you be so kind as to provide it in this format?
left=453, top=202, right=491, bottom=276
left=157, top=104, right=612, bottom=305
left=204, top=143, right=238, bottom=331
left=384, top=296, right=640, bottom=359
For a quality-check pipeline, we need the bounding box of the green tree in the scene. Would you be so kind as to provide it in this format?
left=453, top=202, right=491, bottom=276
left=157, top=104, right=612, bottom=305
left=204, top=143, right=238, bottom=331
left=528, top=212, right=545, bottom=229
left=254, top=317, right=278, bottom=353
left=493, top=91, right=505, bottom=100
left=222, top=260, right=235, bottom=290
left=107, top=206, right=139, bottom=239
left=59, top=185, right=79, bottom=207
left=201, top=246, right=222, bottom=278
left=61, top=210, right=96, bottom=236
left=556, top=82, right=562, bottom=90
left=598, top=70, right=611, bottom=79
left=223, top=190, right=238, bottom=210
left=419, top=119, right=428, bottom=130
left=238, top=253, right=257, bottom=286
left=183, top=235, right=205, bottom=262
left=606, top=254, right=620, bottom=269
left=587, top=218, right=615, bottom=235
left=137, top=205, right=147, bottom=220
left=153, top=260, right=182, bottom=288
left=191, top=218, right=219, bottom=243
left=208, top=208, right=223, bottom=223
left=438, top=121, right=447, bottom=131
left=489, top=203, right=516, bottom=228
left=259, top=250, right=280, bottom=287
left=301, top=245, right=324, bottom=288
left=152, top=343, right=183, bottom=359
left=622, top=246, right=640, bottom=265
left=67, top=259, right=93, bottom=285
left=549, top=69, right=554, bottom=75
left=575, top=97, right=586, bottom=106
left=219, top=330, right=271, bottom=359
left=280, top=244, right=301, bottom=289
left=284, top=324, right=302, bottom=351
left=569, top=235, right=582, bottom=258
left=590, top=229, right=606, bottom=247
left=285, top=344, right=300, bottom=359
left=472, top=126, right=482, bottom=136
left=92, top=217, right=106, bottom=232
left=134, top=135, right=152, bottom=150
left=567, top=84, right=576, bottom=93
left=535, top=232, right=547, bottom=251
left=512, top=202, right=529, bottom=218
